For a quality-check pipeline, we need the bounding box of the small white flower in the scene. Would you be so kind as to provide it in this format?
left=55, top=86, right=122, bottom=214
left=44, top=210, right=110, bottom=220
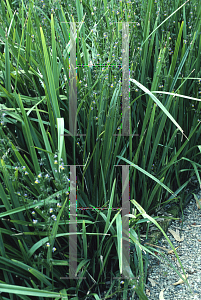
left=88, top=60, right=93, bottom=68
left=33, top=219, right=38, bottom=224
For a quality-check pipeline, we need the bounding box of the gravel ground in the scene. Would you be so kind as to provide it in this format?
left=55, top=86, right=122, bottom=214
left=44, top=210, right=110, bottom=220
left=145, top=189, right=201, bottom=300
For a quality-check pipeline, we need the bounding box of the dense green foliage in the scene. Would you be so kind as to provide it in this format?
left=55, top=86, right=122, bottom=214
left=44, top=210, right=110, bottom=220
left=0, top=0, right=200, bottom=299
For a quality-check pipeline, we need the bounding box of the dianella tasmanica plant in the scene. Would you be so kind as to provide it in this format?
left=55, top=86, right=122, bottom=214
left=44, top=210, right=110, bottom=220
left=0, top=0, right=200, bottom=299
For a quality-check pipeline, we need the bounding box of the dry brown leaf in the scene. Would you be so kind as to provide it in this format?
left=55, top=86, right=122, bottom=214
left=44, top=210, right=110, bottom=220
left=159, top=289, right=165, bottom=300
left=148, top=278, right=157, bottom=287
left=144, top=242, right=170, bottom=252
left=176, top=260, right=181, bottom=268
left=196, top=199, right=201, bottom=209
left=194, top=194, right=201, bottom=209
left=172, top=273, right=188, bottom=286
left=168, top=229, right=184, bottom=242
left=167, top=246, right=179, bottom=254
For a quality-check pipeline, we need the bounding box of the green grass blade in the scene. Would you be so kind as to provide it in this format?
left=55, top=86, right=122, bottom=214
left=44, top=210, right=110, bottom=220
left=13, top=92, right=41, bottom=175
left=36, top=107, right=59, bottom=181
left=130, top=78, right=186, bottom=139
left=117, top=156, right=175, bottom=195
left=40, top=25, right=60, bottom=119
left=57, top=117, right=67, bottom=167
left=0, top=283, right=61, bottom=297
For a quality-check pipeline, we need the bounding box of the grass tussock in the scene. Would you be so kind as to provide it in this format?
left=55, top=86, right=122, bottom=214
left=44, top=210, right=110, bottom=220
left=0, top=0, right=200, bottom=299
